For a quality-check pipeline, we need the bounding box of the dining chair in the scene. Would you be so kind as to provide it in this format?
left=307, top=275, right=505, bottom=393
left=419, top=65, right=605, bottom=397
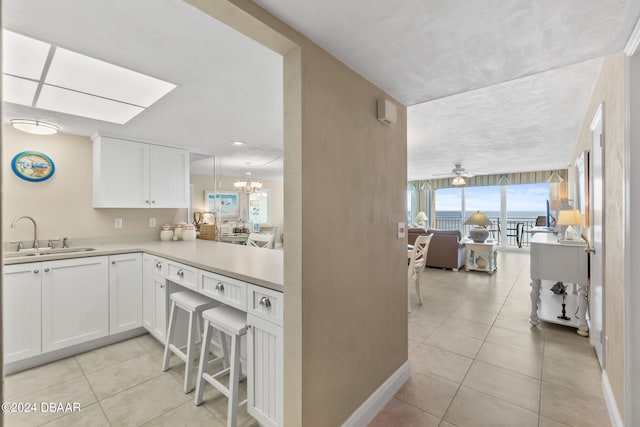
left=247, top=232, right=275, bottom=248
left=258, top=225, right=278, bottom=236
left=408, top=234, right=433, bottom=310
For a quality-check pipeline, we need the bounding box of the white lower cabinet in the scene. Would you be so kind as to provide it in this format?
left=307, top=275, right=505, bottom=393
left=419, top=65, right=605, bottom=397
left=109, top=253, right=143, bottom=334
left=142, top=254, right=168, bottom=343
left=3, top=264, right=42, bottom=364
left=41, top=257, right=109, bottom=353
left=247, top=285, right=283, bottom=427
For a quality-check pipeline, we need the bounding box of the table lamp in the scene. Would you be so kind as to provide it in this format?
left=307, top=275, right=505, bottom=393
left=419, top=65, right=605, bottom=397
left=557, top=209, right=582, bottom=240
left=415, top=211, right=428, bottom=227
left=464, top=211, right=493, bottom=243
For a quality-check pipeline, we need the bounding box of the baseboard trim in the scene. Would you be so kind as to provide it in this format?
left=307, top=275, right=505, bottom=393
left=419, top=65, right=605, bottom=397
left=4, top=328, right=147, bottom=375
left=602, top=370, right=624, bottom=427
left=341, top=361, right=411, bottom=427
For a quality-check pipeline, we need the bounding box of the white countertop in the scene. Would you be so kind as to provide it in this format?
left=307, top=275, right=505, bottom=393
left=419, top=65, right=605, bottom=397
left=3, top=239, right=283, bottom=292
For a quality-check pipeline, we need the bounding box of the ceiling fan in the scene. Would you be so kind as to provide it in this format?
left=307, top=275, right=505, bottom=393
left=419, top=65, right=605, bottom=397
left=433, top=163, right=476, bottom=186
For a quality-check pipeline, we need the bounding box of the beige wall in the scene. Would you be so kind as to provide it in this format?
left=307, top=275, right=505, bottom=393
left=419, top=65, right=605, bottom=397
left=2, top=125, right=186, bottom=245
left=186, top=1, right=408, bottom=425
left=572, top=53, right=626, bottom=416
left=190, top=173, right=284, bottom=242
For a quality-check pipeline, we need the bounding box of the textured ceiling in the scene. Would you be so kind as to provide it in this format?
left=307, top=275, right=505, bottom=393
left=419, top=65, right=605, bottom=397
left=3, top=1, right=639, bottom=181
left=254, top=0, right=638, bottom=105
left=408, top=58, right=603, bottom=180
left=254, top=0, right=639, bottom=179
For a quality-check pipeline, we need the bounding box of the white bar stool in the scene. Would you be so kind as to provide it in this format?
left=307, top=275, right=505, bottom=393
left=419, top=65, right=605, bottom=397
left=194, top=305, right=248, bottom=427
left=162, top=290, right=218, bottom=393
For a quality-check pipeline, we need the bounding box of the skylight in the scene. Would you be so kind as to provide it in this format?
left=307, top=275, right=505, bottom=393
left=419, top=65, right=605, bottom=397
left=2, top=30, right=176, bottom=124
left=2, top=30, right=50, bottom=79
left=2, top=75, right=38, bottom=106
left=38, top=85, right=145, bottom=125
left=46, top=48, right=176, bottom=108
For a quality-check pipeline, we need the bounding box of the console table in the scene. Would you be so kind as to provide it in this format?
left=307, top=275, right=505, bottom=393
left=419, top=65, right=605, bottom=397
left=529, top=233, right=589, bottom=336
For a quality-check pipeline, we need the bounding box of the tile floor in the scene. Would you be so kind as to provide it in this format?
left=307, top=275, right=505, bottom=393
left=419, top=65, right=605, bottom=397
left=370, top=251, right=610, bottom=427
left=3, top=251, right=609, bottom=427
left=3, top=333, right=259, bottom=426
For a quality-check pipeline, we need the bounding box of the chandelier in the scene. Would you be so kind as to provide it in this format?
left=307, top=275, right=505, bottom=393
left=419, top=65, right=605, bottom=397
left=234, top=172, right=263, bottom=193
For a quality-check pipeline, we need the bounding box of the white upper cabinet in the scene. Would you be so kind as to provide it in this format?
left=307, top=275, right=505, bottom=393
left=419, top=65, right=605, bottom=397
left=93, top=135, right=189, bottom=208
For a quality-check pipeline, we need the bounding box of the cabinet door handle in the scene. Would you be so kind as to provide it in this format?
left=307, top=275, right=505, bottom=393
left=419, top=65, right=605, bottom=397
left=215, top=282, right=224, bottom=292
left=112, top=261, right=116, bottom=265
left=155, top=261, right=162, bottom=269
left=33, top=269, right=39, bottom=274
left=177, top=269, right=184, bottom=277
left=44, top=268, right=50, bottom=272
left=160, top=284, right=165, bottom=289
left=259, top=296, right=272, bottom=308
left=151, top=200, right=156, bottom=204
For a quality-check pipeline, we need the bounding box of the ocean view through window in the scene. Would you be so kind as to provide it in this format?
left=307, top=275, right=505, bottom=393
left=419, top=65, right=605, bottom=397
left=435, top=183, right=549, bottom=247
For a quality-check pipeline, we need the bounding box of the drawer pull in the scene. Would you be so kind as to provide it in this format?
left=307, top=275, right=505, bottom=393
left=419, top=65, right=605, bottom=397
left=215, top=282, right=225, bottom=292
left=259, top=296, right=272, bottom=308
left=177, top=269, right=184, bottom=277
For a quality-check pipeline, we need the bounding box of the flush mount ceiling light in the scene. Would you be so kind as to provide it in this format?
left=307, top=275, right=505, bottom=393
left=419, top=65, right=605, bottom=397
left=1, top=30, right=176, bottom=125
left=11, top=119, right=59, bottom=135
left=230, top=141, right=247, bottom=147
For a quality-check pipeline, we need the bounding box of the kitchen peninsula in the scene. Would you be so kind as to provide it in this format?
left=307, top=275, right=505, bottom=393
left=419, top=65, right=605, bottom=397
left=3, top=239, right=283, bottom=427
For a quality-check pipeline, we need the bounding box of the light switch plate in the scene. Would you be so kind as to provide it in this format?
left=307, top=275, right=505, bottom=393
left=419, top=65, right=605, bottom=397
left=397, top=222, right=406, bottom=238
left=149, top=217, right=156, bottom=227
left=114, top=218, right=123, bottom=229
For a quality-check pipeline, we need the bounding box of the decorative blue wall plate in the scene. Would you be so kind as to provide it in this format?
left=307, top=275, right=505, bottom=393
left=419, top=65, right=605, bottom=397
left=11, top=151, right=55, bottom=182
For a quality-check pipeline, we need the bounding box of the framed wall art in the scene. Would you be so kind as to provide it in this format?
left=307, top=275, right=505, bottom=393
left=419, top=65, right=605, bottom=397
left=11, top=151, right=55, bottom=182
left=205, top=190, right=239, bottom=217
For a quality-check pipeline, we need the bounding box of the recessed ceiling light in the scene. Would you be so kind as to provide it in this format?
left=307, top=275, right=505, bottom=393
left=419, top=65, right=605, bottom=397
left=230, top=141, right=247, bottom=147
left=11, top=119, right=59, bottom=135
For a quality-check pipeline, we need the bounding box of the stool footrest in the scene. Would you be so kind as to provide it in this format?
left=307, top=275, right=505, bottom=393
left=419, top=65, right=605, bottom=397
left=203, top=371, right=231, bottom=398
left=168, top=343, right=189, bottom=363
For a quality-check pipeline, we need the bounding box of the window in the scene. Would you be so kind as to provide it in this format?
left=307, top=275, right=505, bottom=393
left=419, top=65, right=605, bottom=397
left=465, top=185, right=500, bottom=223
left=435, top=187, right=462, bottom=230
left=249, top=190, right=270, bottom=224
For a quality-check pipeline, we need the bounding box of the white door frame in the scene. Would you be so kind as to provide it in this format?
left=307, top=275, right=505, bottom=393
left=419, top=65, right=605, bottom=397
left=589, top=103, right=605, bottom=367
left=624, top=21, right=640, bottom=427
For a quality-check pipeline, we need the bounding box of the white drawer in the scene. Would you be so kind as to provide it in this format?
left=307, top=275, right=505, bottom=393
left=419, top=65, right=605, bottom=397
left=247, top=284, right=283, bottom=326
left=198, top=270, right=247, bottom=311
left=166, top=260, right=197, bottom=290
left=144, top=255, right=167, bottom=278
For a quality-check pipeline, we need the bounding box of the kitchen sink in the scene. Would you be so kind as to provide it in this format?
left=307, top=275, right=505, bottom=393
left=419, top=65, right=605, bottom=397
left=41, top=247, right=97, bottom=254
left=3, top=247, right=96, bottom=259
left=4, top=252, right=38, bottom=259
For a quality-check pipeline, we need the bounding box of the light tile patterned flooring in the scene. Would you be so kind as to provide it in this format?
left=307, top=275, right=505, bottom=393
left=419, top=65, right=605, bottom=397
left=3, top=252, right=609, bottom=427
left=3, top=334, right=259, bottom=426
left=370, top=251, right=610, bottom=427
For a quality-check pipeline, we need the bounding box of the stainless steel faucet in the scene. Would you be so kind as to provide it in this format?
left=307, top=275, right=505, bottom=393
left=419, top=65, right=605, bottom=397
left=10, top=216, right=38, bottom=250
